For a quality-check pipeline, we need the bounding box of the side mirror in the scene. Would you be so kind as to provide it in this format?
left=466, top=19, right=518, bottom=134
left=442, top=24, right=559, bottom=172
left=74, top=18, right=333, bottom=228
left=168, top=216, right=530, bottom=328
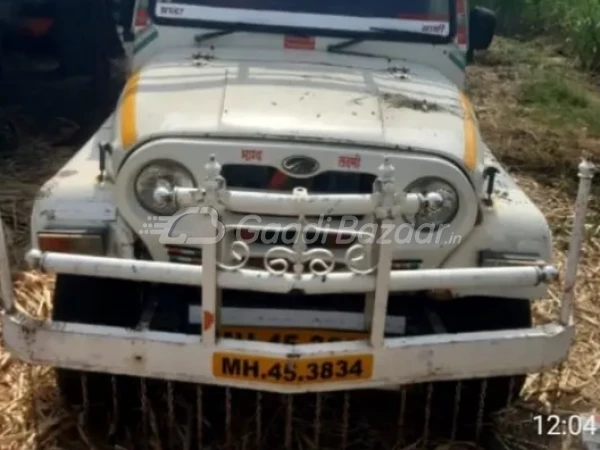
left=468, top=6, right=496, bottom=51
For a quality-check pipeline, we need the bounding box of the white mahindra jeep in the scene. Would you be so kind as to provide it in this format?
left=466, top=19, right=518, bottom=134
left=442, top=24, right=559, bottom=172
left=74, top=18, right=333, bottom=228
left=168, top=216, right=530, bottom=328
left=0, top=0, right=596, bottom=441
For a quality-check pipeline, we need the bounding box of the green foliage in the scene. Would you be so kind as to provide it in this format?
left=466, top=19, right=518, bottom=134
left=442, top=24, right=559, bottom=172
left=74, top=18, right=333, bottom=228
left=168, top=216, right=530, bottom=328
left=470, top=0, right=600, bottom=71
left=519, top=72, right=600, bottom=136
left=521, top=73, right=588, bottom=109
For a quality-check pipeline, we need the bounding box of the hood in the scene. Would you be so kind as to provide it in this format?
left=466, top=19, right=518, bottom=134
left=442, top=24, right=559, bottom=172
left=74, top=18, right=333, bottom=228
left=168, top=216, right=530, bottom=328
left=116, top=47, right=480, bottom=171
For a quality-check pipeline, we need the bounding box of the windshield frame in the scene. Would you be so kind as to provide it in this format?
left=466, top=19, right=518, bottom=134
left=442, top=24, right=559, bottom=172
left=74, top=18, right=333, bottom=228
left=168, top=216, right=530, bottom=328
left=147, top=0, right=457, bottom=45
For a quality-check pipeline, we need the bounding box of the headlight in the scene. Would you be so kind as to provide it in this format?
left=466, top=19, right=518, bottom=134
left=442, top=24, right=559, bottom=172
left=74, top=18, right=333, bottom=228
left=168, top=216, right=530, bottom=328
left=134, top=160, right=195, bottom=215
left=402, top=177, right=459, bottom=228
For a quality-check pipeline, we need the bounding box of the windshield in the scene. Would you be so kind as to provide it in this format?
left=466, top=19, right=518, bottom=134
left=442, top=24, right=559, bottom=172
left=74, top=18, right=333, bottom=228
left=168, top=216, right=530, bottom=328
left=151, top=0, right=454, bottom=39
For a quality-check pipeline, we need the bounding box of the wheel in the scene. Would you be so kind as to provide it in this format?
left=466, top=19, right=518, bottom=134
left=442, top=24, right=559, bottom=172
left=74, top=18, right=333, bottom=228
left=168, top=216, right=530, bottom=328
left=52, top=274, right=144, bottom=429
left=431, top=297, right=532, bottom=439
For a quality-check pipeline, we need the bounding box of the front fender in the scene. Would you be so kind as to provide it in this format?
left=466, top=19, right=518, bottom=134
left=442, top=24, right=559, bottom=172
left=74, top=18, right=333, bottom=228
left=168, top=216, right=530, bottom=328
left=30, top=118, right=117, bottom=247
left=441, top=147, right=553, bottom=300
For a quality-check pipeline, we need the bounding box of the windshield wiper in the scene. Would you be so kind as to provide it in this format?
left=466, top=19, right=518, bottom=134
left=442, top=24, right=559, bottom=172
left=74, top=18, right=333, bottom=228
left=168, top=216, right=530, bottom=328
left=194, top=24, right=446, bottom=52
left=194, top=28, right=239, bottom=45
left=327, top=27, right=447, bottom=56
left=194, top=23, right=256, bottom=45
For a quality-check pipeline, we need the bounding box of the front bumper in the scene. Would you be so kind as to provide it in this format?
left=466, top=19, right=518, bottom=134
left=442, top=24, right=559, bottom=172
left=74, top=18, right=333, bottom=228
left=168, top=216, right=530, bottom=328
left=3, top=309, right=573, bottom=393
left=0, top=157, right=594, bottom=393
left=1, top=251, right=571, bottom=394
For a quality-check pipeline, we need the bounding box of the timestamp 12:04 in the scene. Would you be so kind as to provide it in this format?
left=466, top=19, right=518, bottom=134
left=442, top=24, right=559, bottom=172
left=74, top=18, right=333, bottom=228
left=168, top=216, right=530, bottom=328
left=534, top=414, right=598, bottom=436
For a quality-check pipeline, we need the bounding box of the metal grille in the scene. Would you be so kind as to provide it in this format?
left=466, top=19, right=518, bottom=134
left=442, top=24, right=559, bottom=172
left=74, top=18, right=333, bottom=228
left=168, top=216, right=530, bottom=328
left=221, top=164, right=376, bottom=194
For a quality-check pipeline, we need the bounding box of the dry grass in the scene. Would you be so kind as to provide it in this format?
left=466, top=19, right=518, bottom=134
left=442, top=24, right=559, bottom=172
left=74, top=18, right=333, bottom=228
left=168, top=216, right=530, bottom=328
left=1, top=37, right=600, bottom=449
left=0, top=107, right=79, bottom=267
left=467, top=37, right=600, bottom=449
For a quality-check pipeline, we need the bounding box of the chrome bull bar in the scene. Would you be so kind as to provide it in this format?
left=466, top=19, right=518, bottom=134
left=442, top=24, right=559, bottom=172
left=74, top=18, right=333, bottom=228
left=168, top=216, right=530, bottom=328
left=0, top=157, right=595, bottom=393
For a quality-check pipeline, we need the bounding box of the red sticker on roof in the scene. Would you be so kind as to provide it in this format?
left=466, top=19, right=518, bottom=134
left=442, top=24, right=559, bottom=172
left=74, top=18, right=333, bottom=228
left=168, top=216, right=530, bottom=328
left=284, top=35, right=316, bottom=50
left=456, top=0, right=467, bottom=45
left=136, top=10, right=150, bottom=27
left=457, top=28, right=467, bottom=45
left=397, top=13, right=448, bottom=21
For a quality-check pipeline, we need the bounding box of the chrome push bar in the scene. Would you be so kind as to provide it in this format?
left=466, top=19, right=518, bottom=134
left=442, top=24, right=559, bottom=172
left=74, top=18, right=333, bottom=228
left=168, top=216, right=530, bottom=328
left=0, top=158, right=595, bottom=393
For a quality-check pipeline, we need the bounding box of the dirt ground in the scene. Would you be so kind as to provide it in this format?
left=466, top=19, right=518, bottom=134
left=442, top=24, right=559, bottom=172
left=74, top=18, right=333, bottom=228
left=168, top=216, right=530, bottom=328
left=0, top=37, right=599, bottom=449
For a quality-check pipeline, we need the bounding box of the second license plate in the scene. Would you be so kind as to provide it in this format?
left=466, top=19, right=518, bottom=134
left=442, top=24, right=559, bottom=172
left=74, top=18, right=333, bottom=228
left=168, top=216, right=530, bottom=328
left=218, top=326, right=369, bottom=344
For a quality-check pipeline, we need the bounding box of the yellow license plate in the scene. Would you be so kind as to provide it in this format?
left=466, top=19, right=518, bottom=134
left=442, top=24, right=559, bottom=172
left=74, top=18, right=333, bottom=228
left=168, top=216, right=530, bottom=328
left=218, top=326, right=368, bottom=344
left=213, top=352, right=373, bottom=385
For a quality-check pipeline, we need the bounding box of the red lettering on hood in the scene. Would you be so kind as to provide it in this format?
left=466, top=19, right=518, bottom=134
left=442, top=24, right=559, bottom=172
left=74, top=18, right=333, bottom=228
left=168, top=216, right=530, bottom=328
left=338, top=155, right=361, bottom=170
left=241, top=149, right=263, bottom=162
left=284, top=35, right=316, bottom=50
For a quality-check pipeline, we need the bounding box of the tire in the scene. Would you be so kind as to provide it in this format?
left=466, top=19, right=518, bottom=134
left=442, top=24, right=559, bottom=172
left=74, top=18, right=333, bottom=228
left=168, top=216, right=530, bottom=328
left=431, top=297, right=532, bottom=439
left=52, top=274, right=144, bottom=428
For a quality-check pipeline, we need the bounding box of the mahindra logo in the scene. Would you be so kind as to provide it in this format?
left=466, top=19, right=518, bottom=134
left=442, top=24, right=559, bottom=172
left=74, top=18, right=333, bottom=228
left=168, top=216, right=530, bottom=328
left=281, top=155, right=319, bottom=177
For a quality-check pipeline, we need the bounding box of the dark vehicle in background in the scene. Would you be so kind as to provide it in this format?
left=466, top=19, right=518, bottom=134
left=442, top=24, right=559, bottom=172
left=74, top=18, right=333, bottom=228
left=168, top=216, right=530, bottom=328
left=0, top=0, right=127, bottom=78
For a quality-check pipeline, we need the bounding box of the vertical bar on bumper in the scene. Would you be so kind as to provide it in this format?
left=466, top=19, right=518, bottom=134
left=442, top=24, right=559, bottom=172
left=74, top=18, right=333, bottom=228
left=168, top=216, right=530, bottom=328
left=200, top=154, right=224, bottom=345
left=560, top=159, right=596, bottom=325
left=370, top=218, right=394, bottom=347
left=0, top=216, right=14, bottom=312
left=369, top=158, right=397, bottom=347
left=201, top=217, right=218, bottom=345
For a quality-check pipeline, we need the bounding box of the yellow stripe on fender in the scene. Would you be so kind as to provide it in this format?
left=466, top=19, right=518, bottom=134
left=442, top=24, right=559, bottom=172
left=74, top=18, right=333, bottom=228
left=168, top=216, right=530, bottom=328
left=120, top=71, right=141, bottom=150
left=459, top=92, right=478, bottom=171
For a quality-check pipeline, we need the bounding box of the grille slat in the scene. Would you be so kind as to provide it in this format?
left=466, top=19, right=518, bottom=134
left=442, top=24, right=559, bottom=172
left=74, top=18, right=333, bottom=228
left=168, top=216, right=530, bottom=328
left=222, top=164, right=376, bottom=194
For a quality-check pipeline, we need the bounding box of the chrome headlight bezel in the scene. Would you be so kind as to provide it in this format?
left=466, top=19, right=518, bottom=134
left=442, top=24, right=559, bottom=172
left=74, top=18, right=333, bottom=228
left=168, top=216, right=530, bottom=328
left=402, top=176, right=460, bottom=229
left=134, top=159, right=196, bottom=215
